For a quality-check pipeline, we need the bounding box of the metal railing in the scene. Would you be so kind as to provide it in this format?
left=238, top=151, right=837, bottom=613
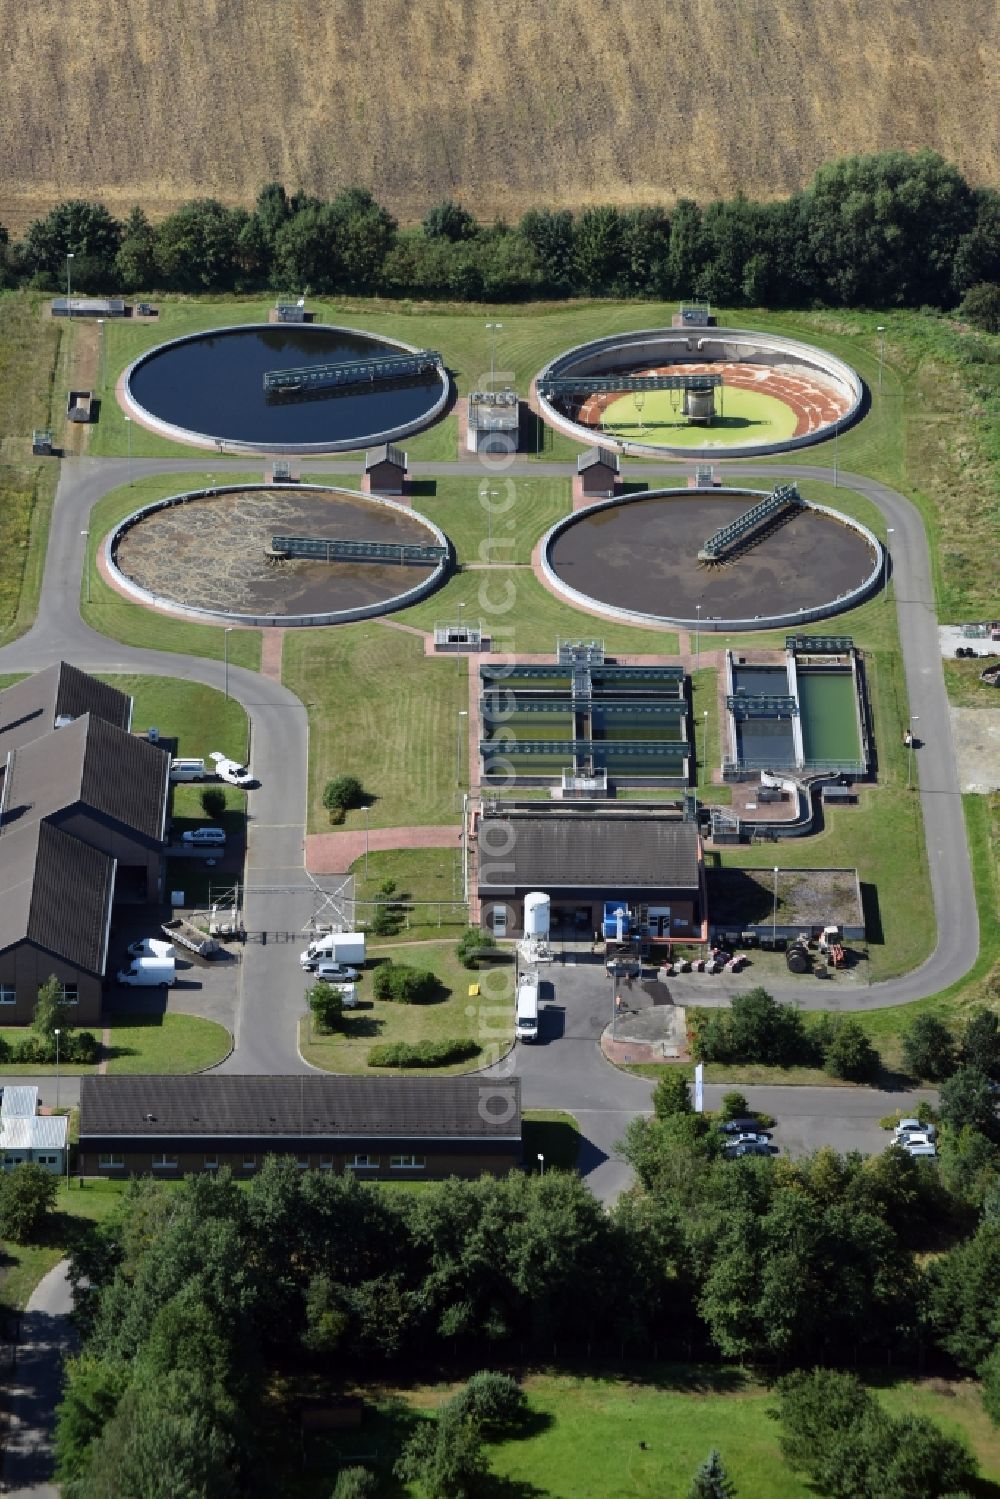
left=263, top=349, right=443, bottom=394
left=698, top=483, right=802, bottom=562
left=271, top=535, right=447, bottom=565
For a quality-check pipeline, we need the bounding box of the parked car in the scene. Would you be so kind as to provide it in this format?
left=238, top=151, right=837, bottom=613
left=892, top=1119, right=937, bottom=1142
left=209, top=751, right=254, bottom=787
left=127, top=937, right=176, bottom=960
left=718, top=1117, right=768, bottom=1136
left=308, top=962, right=361, bottom=983
left=729, top=1132, right=772, bottom=1147
left=904, top=1142, right=939, bottom=1159
left=181, top=826, right=226, bottom=846
left=724, top=1141, right=772, bottom=1159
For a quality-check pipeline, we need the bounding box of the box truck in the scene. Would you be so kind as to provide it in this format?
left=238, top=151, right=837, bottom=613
left=515, top=974, right=540, bottom=1042
left=116, top=956, right=175, bottom=988
left=299, top=931, right=366, bottom=970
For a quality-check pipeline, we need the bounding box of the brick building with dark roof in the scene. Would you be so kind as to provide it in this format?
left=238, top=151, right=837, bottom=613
left=477, top=805, right=706, bottom=944
left=0, top=666, right=170, bottom=1025
left=79, top=1075, right=523, bottom=1179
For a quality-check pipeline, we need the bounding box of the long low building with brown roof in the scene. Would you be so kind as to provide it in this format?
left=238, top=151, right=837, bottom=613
left=78, top=1074, right=523, bottom=1180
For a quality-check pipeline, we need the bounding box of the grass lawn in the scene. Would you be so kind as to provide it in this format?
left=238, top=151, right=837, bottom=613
left=104, top=1012, right=231, bottom=1073
left=0, top=1013, right=231, bottom=1076
left=283, top=623, right=468, bottom=832
left=522, top=1111, right=581, bottom=1173
left=286, top=1369, right=1000, bottom=1499
left=349, top=848, right=468, bottom=941
left=82, top=473, right=262, bottom=668
left=411, top=474, right=572, bottom=566
left=943, top=657, right=1000, bottom=708
left=299, top=938, right=513, bottom=1075
left=96, top=673, right=250, bottom=761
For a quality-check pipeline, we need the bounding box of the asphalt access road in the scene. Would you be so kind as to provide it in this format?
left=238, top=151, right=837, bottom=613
left=0, top=1259, right=76, bottom=1499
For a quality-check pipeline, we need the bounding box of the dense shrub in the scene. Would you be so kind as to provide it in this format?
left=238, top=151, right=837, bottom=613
left=367, top=1039, right=479, bottom=1068
left=449, top=1371, right=528, bottom=1433
left=371, top=963, right=441, bottom=1005
left=200, top=787, right=226, bottom=820
left=822, top=1018, right=882, bottom=1082
left=901, top=1014, right=957, bottom=1082
left=456, top=928, right=497, bottom=969
left=693, top=987, right=815, bottom=1067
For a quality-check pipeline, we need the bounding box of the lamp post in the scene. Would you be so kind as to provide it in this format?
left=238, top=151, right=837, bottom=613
left=480, top=485, right=498, bottom=557
left=456, top=709, right=468, bottom=786
left=456, top=599, right=465, bottom=678
left=223, top=627, right=233, bottom=699
left=537, top=1152, right=545, bottom=1177
left=80, top=530, right=91, bottom=605
left=771, top=866, right=779, bottom=947
left=65, top=253, right=74, bottom=316
left=97, top=317, right=105, bottom=388
left=362, top=803, right=371, bottom=879
left=877, top=325, right=886, bottom=393
left=486, top=322, right=503, bottom=390
left=125, top=415, right=132, bottom=485
left=694, top=602, right=701, bottom=663
left=702, top=709, right=709, bottom=783
left=54, top=1028, right=61, bottom=1111
left=906, top=715, right=919, bottom=790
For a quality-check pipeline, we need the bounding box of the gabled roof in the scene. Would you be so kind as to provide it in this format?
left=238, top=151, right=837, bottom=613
left=1, top=1087, right=38, bottom=1120
left=2, top=713, right=168, bottom=844
left=80, top=1075, right=522, bottom=1142
left=0, top=663, right=131, bottom=762
left=365, top=443, right=406, bottom=471
left=1, top=1115, right=68, bottom=1152
left=577, top=446, right=620, bottom=474
left=478, top=812, right=700, bottom=891
left=0, top=821, right=115, bottom=973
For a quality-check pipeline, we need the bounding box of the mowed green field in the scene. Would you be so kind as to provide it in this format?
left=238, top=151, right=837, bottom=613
left=600, top=384, right=799, bottom=446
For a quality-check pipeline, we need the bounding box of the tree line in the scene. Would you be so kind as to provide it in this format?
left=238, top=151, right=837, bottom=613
left=47, top=1005, right=1000, bottom=1497
left=1, top=150, right=999, bottom=315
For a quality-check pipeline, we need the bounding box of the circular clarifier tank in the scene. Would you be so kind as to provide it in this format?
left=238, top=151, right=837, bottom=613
left=121, top=323, right=450, bottom=454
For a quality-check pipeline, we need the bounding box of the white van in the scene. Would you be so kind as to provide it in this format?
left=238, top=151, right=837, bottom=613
left=169, top=758, right=206, bottom=782
left=181, top=827, right=226, bottom=846
left=515, top=974, right=540, bottom=1043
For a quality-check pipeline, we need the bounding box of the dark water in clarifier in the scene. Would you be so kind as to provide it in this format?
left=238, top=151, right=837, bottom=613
left=128, top=325, right=445, bottom=446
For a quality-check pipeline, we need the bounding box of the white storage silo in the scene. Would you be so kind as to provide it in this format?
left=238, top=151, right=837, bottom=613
left=523, top=892, right=551, bottom=938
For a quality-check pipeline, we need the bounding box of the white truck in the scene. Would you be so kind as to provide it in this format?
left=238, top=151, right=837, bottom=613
left=116, top=955, right=175, bottom=988
left=515, top=973, right=540, bottom=1043
left=169, top=758, right=206, bottom=782
left=299, top=931, right=366, bottom=971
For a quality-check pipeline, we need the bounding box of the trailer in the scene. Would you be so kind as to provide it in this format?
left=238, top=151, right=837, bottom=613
left=161, top=915, right=220, bottom=958
left=67, top=390, right=93, bottom=423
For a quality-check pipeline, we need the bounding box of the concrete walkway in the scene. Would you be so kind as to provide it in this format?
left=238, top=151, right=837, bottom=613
left=1, top=1260, right=76, bottom=1498
left=306, top=823, right=462, bottom=875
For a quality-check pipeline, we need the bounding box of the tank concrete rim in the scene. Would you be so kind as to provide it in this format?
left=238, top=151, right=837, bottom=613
left=540, top=487, right=884, bottom=633
left=103, top=483, right=451, bottom=627
left=535, top=325, right=863, bottom=460
left=120, top=322, right=451, bottom=455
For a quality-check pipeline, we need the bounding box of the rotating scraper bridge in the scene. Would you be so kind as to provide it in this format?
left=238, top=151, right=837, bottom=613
left=263, top=349, right=444, bottom=397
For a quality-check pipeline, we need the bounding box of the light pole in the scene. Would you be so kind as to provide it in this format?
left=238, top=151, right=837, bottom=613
left=223, top=627, right=233, bottom=699
left=480, top=485, right=498, bottom=557
left=702, top=709, right=709, bottom=782
left=54, top=1027, right=61, bottom=1111
left=456, top=599, right=465, bottom=678
left=362, top=803, right=371, bottom=880
left=906, top=715, right=919, bottom=789
left=537, top=1152, right=545, bottom=1177
left=125, top=415, right=132, bottom=484
left=877, top=325, right=886, bottom=393
left=97, top=317, right=105, bottom=388
left=81, top=530, right=91, bottom=605
left=486, top=322, right=503, bottom=390
left=771, top=866, right=779, bottom=947
left=456, top=709, right=468, bottom=786
left=65, top=253, right=74, bottom=316
left=694, top=602, right=701, bottom=663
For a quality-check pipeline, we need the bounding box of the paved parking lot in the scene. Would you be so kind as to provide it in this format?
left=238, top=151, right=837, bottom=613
left=107, top=902, right=240, bottom=1033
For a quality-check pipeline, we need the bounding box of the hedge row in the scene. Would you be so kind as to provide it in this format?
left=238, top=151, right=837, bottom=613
left=367, top=1039, right=480, bottom=1069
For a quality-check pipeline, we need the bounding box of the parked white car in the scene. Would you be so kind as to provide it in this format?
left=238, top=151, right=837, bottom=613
left=127, top=937, right=176, bottom=960
left=892, top=1119, right=937, bottom=1143
left=181, top=826, right=226, bottom=846
left=209, top=751, right=254, bottom=787
left=904, top=1141, right=939, bottom=1159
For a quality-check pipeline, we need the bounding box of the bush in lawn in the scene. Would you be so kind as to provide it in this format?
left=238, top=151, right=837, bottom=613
left=66, top=1031, right=99, bottom=1064
left=200, top=787, right=227, bottom=820
left=13, top=1033, right=53, bottom=1066
left=456, top=928, right=497, bottom=969
left=823, top=1018, right=881, bottom=1082
left=367, top=1039, right=479, bottom=1068
left=308, top=981, right=344, bottom=1034
left=332, top=1468, right=377, bottom=1499
left=322, top=775, right=367, bottom=824
left=652, top=1069, right=692, bottom=1119
left=0, top=1163, right=58, bottom=1242
left=693, top=987, right=814, bottom=1068
left=371, top=963, right=440, bottom=1005
left=720, top=1091, right=751, bottom=1122
left=901, top=1014, right=957, bottom=1082
left=449, top=1372, right=528, bottom=1434
left=370, top=902, right=404, bottom=937
left=688, top=1449, right=736, bottom=1499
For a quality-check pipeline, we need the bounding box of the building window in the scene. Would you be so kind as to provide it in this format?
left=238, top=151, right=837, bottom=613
left=98, top=1153, right=123, bottom=1169
left=319, top=1155, right=334, bottom=1170
left=242, top=1155, right=256, bottom=1171
left=0, top=985, right=15, bottom=1006
left=203, top=1156, right=218, bottom=1170
left=152, top=1154, right=178, bottom=1169
left=37, top=1155, right=57, bottom=1166
left=60, top=984, right=79, bottom=1006
left=390, top=1155, right=425, bottom=1171
left=296, top=1156, right=309, bottom=1170
left=346, top=1154, right=379, bottom=1170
